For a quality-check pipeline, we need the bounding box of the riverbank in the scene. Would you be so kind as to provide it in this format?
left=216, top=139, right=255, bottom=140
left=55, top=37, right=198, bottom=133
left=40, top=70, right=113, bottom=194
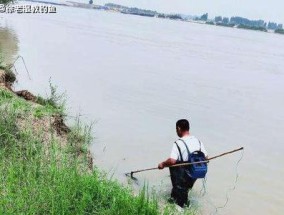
left=0, top=65, right=162, bottom=214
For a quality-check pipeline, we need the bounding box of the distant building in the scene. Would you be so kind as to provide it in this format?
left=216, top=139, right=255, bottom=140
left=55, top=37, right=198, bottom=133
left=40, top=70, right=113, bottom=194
left=229, top=16, right=266, bottom=28
left=222, top=17, right=229, bottom=24
left=268, top=22, right=278, bottom=30
left=215, top=16, right=222, bottom=23
left=277, top=24, right=283, bottom=29
left=200, top=13, right=208, bottom=21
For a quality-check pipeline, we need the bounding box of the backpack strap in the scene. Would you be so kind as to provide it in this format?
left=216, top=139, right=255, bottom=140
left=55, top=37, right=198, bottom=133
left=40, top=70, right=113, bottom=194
left=198, top=140, right=202, bottom=151
left=178, top=139, right=191, bottom=160
left=174, top=141, right=183, bottom=162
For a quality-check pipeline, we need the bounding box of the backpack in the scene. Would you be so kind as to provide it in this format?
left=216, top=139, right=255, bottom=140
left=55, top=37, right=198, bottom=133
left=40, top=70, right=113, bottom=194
left=175, top=139, right=208, bottom=179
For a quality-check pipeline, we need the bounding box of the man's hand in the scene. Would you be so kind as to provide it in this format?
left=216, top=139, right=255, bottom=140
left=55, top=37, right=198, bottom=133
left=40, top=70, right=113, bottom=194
left=158, top=162, right=164, bottom=169
left=158, top=158, right=176, bottom=169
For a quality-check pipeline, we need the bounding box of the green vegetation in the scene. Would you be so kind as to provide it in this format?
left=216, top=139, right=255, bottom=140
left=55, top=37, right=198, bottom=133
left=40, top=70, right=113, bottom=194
left=237, top=24, right=267, bottom=32
left=0, top=88, right=161, bottom=214
left=205, top=21, right=214, bottom=25
left=275, top=28, right=284, bottom=34
left=0, top=0, right=14, bottom=4
left=0, top=70, right=163, bottom=214
left=35, top=80, right=66, bottom=115
left=216, top=23, right=235, bottom=27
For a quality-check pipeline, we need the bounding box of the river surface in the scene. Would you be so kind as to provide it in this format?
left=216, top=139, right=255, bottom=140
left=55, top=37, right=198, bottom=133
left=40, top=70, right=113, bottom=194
left=1, top=4, right=284, bottom=214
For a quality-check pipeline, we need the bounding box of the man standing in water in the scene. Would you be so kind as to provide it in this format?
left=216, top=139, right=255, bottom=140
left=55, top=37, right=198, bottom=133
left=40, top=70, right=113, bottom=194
left=158, top=119, right=208, bottom=208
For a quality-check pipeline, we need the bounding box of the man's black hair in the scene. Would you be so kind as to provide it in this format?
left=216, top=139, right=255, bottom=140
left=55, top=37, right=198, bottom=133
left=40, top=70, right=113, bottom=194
left=176, top=119, right=190, bottom=131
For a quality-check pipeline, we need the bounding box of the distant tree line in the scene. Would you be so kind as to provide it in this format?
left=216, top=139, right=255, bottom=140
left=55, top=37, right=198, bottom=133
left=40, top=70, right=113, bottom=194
left=96, top=3, right=284, bottom=34
left=275, top=28, right=284, bottom=34
left=0, top=0, right=13, bottom=4
left=214, top=16, right=283, bottom=30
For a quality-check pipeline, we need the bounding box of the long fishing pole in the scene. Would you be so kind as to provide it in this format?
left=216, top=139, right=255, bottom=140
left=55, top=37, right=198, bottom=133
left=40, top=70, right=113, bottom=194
left=125, top=147, right=244, bottom=179
left=12, top=55, right=31, bottom=80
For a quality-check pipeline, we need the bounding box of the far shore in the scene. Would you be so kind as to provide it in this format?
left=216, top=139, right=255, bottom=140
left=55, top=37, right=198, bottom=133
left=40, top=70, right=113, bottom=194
left=20, top=0, right=284, bottom=36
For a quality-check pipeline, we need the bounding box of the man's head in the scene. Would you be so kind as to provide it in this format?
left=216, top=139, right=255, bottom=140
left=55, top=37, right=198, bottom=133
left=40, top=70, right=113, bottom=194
left=176, top=119, right=190, bottom=137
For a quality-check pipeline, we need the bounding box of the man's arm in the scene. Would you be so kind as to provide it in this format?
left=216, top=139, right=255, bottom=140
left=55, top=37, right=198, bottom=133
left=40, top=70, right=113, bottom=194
left=158, top=142, right=179, bottom=169
left=158, top=158, right=176, bottom=169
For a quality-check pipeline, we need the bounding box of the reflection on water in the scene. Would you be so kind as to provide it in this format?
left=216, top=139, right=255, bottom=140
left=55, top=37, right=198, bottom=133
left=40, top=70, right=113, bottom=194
left=0, top=24, right=19, bottom=64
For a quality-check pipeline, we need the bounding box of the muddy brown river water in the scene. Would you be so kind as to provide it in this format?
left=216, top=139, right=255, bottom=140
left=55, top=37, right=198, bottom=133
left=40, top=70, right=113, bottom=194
left=1, top=4, right=284, bottom=214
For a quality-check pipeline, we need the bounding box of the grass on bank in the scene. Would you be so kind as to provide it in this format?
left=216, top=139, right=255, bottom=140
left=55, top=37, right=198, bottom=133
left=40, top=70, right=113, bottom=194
left=0, top=87, right=163, bottom=215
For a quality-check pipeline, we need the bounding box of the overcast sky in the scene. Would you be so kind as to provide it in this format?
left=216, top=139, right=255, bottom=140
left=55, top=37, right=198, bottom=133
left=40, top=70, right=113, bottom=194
left=93, top=0, right=284, bottom=24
